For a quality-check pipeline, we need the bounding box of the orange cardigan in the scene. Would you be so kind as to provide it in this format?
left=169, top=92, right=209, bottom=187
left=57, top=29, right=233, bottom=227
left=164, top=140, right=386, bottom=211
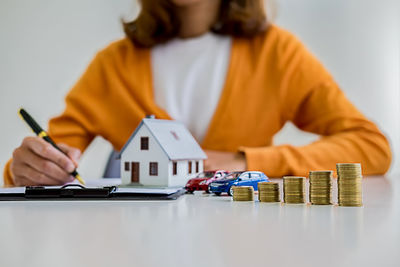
left=3, top=25, right=392, bottom=186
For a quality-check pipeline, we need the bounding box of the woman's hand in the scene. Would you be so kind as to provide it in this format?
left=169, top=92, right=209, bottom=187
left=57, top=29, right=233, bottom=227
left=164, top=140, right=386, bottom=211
left=204, top=150, right=246, bottom=172
left=10, top=137, right=81, bottom=186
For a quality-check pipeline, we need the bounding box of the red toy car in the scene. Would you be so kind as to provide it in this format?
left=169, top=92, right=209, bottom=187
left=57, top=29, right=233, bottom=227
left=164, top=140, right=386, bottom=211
left=185, top=170, right=228, bottom=193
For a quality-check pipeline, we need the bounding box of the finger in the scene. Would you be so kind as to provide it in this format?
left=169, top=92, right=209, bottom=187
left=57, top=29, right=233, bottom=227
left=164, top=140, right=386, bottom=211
left=17, top=147, right=72, bottom=184
left=13, top=175, right=37, bottom=187
left=11, top=148, right=35, bottom=184
left=20, top=164, right=67, bottom=186
left=12, top=162, right=65, bottom=186
left=23, top=137, right=75, bottom=173
left=58, top=143, right=81, bottom=166
left=10, top=158, right=32, bottom=186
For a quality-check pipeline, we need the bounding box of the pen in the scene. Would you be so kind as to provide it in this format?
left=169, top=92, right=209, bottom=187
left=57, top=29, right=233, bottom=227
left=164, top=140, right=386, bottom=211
left=18, top=108, right=85, bottom=185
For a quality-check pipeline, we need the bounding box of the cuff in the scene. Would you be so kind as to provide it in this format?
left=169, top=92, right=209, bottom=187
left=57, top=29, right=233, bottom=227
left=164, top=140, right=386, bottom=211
left=238, top=145, right=289, bottom=178
left=3, top=159, right=15, bottom=187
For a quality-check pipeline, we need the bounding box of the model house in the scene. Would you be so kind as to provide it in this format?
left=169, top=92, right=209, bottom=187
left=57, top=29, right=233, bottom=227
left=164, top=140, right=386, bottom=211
left=118, top=117, right=207, bottom=187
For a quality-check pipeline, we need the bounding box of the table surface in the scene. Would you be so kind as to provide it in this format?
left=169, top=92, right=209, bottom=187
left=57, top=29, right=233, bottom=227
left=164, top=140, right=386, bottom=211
left=0, top=175, right=399, bottom=267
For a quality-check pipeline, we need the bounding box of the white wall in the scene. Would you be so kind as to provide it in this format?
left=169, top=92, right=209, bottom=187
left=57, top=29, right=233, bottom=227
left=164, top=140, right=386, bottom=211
left=0, top=0, right=135, bottom=184
left=0, top=0, right=398, bottom=186
left=272, top=0, right=400, bottom=175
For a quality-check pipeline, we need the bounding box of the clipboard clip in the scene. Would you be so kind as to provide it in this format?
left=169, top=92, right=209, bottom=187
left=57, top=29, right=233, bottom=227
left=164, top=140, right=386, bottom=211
left=25, top=185, right=117, bottom=198
left=61, top=184, right=86, bottom=189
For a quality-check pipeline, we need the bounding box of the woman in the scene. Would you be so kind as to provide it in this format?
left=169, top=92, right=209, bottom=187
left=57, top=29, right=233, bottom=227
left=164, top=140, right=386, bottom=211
left=5, top=0, right=391, bottom=186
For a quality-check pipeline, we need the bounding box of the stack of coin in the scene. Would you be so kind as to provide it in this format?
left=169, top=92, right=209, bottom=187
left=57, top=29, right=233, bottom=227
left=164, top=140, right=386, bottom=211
left=336, top=163, right=363, bottom=207
left=258, top=182, right=280, bottom=202
left=283, top=176, right=306, bottom=204
left=309, top=171, right=333, bottom=205
left=232, top=186, right=254, bottom=201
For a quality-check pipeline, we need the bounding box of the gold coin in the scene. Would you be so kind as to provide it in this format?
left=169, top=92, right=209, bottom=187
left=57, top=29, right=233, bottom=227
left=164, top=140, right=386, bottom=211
left=232, top=186, right=254, bottom=201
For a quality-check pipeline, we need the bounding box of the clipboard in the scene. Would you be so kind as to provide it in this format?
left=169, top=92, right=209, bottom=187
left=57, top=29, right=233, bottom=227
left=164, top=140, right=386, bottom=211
left=0, top=184, right=186, bottom=201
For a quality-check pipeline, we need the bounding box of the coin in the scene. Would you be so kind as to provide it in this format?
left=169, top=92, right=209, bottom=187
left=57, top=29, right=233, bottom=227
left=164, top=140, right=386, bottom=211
left=336, top=163, right=363, bottom=207
left=232, top=186, right=254, bottom=201
left=283, top=176, right=306, bottom=204
left=309, top=171, right=332, bottom=205
left=258, top=182, right=280, bottom=202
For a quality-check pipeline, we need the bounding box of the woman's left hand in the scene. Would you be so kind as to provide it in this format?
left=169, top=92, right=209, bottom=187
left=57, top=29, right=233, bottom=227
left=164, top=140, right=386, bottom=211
left=204, top=150, right=246, bottom=172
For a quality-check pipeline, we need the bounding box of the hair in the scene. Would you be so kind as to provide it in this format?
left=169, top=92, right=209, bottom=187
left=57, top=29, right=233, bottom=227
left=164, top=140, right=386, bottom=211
left=123, top=0, right=268, bottom=48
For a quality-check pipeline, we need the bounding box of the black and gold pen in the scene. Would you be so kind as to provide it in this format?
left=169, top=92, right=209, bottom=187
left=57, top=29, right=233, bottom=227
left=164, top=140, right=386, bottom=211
left=18, top=108, right=85, bottom=185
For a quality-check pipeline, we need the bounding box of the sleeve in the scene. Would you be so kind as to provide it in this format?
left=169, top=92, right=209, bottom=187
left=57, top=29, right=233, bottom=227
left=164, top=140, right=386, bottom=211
left=241, top=33, right=392, bottom=177
left=3, top=160, right=14, bottom=187
left=3, top=51, right=109, bottom=186
left=46, top=51, right=108, bottom=152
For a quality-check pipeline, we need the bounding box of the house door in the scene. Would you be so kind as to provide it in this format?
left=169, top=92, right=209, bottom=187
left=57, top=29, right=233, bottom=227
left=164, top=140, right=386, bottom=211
left=131, top=162, right=139, bottom=183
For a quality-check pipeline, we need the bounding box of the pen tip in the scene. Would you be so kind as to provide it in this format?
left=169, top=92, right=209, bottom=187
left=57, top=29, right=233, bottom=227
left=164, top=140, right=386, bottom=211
left=75, top=174, right=86, bottom=185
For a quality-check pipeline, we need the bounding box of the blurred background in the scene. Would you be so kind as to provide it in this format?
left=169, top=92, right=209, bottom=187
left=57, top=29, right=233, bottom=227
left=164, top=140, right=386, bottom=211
left=0, top=0, right=399, bottom=185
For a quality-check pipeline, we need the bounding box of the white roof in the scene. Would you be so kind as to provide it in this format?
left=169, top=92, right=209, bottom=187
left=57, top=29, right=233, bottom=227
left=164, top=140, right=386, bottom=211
left=118, top=118, right=207, bottom=161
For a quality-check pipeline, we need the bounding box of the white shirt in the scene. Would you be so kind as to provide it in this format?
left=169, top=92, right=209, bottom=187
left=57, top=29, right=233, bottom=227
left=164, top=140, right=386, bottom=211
left=151, top=33, right=232, bottom=142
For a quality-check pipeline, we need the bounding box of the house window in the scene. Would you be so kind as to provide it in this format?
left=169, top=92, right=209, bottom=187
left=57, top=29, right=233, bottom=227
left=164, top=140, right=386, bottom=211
left=124, top=162, right=130, bottom=171
left=188, top=161, right=192, bottom=174
left=195, top=161, right=199, bottom=173
left=172, top=162, right=177, bottom=175
left=141, top=137, right=149, bottom=150
left=149, top=162, right=158, bottom=176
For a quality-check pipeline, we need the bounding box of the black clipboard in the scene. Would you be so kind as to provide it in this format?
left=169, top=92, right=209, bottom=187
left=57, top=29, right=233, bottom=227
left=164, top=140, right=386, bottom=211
left=0, top=184, right=186, bottom=201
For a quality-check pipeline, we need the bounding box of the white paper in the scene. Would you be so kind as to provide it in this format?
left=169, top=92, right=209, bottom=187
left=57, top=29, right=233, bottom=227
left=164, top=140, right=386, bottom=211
left=0, top=187, right=25, bottom=194
left=0, top=178, right=182, bottom=195
left=115, top=187, right=183, bottom=194
left=77, top=178, right=121, bottom=187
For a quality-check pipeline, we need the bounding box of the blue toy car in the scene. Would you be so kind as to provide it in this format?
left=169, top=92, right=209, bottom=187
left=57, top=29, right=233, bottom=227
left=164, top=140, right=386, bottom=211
left=208, top=171, right=269, bottom=196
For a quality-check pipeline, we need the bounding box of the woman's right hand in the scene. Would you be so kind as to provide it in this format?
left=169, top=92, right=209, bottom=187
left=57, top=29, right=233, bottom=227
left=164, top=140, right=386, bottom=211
left=10, top=137, right=81, bottom=186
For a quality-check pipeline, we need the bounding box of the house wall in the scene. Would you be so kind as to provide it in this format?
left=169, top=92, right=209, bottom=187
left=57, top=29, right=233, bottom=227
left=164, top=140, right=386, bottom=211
left=167, top=159, right=204, bottom=187
left=120, top=125, right=169, bottom=186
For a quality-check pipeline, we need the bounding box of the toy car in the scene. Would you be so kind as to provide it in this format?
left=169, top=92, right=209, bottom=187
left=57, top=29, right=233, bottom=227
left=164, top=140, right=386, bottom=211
left=208, top=171, right=269, bottom=196
left=185, top=170, right=228, bottom=193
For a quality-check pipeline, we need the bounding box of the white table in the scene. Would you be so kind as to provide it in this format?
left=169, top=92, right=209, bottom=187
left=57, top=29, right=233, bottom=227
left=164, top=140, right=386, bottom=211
left=0, top=176, right=399, bottom=267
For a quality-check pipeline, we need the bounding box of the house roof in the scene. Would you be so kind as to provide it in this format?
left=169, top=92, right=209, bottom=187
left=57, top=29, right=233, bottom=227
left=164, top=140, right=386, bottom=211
left=118, top=118, right=207, bottom=161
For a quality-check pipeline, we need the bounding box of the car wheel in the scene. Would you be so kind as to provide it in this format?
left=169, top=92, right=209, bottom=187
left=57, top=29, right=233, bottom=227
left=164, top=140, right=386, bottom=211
left=214, top=192, right=221, bottom=196
left=228, top=186, right=234, bottom=196
left=207, top=185, right=213, bottom=194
